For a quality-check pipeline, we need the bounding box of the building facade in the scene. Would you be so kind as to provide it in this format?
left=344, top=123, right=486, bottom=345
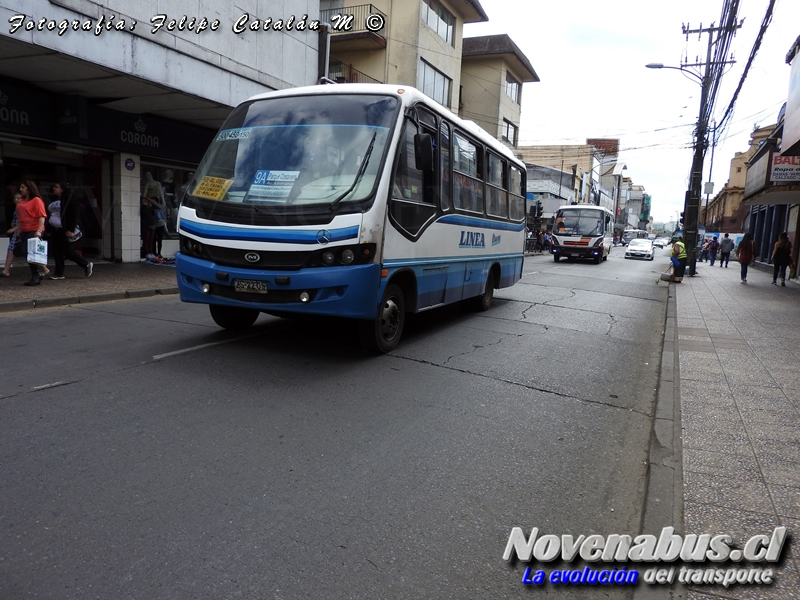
left=517, top=141, right=629, bottom=227
left=321, top=0, right=488, bottom=114
left=741, top=37, right=800, bottom=276
left=702, top=125, right=773, bottom=234
left=460, top=34, right=538, bottom=149
left=1, top=0, right=321, bottom=262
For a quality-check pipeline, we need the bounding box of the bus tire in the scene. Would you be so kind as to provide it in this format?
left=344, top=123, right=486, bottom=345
left=553, top=254, right=560, bottom=262
left=209, top=304, right=259, bottom=330
left=359, top=283, right=405, bottom=353
left=471, top=270, right=495, bottom=311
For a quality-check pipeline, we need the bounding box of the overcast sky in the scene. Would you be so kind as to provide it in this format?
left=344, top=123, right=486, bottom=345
left=464, top=0, right=799, bottom=224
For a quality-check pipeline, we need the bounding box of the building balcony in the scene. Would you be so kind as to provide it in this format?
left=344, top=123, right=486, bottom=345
left=328, top=59, right=382, bottom=84
left=320, top=4, right=388, bottom=51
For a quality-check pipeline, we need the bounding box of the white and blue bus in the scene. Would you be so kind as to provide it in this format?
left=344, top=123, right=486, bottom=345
left=550, top=204, right=615, bottom=263
left=176, top=84, right=527, bottom=352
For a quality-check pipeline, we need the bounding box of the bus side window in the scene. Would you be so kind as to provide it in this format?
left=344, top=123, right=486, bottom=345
left=440, top=121, right=451, bottom=211
left=508, top=164, right=525, bottom=221
left=486, top=152, right=507, bottom=218
left=452, top=131, right=484, bottom=213
left=392, top=121, right=424, bottom=203
left=389, top=120, right=437, bottom=236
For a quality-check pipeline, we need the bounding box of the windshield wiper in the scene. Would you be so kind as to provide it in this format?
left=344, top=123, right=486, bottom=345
left=329, top=132, right=377, bottom=211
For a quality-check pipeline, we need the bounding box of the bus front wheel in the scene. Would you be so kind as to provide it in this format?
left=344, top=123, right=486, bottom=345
left=209, top=304, right=259, bottom=330
left=359, top=283, right=405, bottom=353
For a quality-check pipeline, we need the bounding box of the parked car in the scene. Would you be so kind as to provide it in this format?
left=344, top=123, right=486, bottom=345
left=625, top=238, right=655, bottom=260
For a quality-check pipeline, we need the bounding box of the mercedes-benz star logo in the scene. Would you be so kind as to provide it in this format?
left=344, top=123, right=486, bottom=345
left=317, top=230, right=332, bottom=245
left=244, top=252, right=260, bottom=263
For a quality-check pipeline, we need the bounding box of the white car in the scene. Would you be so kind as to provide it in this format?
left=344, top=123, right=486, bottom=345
left=625, top=239, right=655, bottom=260
left=653, top=238, right=669, bottom=248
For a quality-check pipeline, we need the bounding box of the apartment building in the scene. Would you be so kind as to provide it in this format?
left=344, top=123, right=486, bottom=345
left=320, top=0, right=535, bottom=146
left=460, top=34, right=538, bottom=149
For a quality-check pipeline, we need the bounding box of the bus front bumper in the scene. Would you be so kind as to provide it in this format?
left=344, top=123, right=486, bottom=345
left=176, top=253, right=382, bottom=319
left=551, top=246, right=602, bottom=259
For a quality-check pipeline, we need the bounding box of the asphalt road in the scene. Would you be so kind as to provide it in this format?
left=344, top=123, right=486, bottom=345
left=1, top=246, right=671, bottom=599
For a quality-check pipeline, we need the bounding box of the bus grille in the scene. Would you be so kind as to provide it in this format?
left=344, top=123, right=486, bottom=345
left=563, top=238, right=592, bottom=247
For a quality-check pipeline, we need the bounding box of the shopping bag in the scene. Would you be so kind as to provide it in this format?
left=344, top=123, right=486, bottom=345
left=27, top=237, right=48, bottom=265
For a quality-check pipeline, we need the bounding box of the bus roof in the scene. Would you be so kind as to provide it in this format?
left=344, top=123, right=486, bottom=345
left=557, top=204, right=614, bottom=214
left=243, top=83, right=523, bottom=166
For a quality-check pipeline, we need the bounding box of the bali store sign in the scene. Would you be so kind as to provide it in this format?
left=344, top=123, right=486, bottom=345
left=770, top=154, right=800, bottom=183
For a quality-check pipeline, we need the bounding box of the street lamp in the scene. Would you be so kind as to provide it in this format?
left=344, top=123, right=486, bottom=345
left=646, top=60, right=710, bottom=276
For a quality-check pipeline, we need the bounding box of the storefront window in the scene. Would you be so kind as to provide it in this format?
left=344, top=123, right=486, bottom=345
left=140, top=165, right=194, bottom=234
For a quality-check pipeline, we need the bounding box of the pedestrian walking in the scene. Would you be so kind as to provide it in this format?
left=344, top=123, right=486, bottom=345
left=699, top=240, right=709, bottom=262
left=736, top=232, right=754, bottom=284
left=707, top=236, right=720, bottom=267
left=719, top=233, right=734, bottom=267
left=47, top=182, right=93, bottom=279
left=771, top=232, right=793, bottom=286
left=15, top=181, right=48, bottom=286
left=2, top=191, right=23, bottom=277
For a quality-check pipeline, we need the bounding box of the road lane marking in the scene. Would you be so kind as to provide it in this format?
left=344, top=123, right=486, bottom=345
left=153, top=331, right=264, bottom=360
left=32, top=381, right=72, bottom=391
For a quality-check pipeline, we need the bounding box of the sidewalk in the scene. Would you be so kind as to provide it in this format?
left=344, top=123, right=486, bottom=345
left=0, top=257, right=178, bottom=313
left=672, top=260, right=800, bottom=598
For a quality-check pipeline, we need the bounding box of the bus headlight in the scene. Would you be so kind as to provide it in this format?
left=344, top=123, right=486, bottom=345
left=307, top=243, right=376, bottom=268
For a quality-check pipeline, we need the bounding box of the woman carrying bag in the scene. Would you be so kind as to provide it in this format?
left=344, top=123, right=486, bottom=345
left=15, top=180, right=48, bottom=286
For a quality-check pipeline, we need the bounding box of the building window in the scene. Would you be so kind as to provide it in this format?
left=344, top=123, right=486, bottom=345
left=503, top=119, right=518, bottom=147
left=505, top=72, right=520, bottom=103
left=417, top=60, right=452, bottom=107
left=421, top=0, right=455, bottom=46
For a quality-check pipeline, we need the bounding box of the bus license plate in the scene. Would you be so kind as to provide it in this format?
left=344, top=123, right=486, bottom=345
left=234, top=279, right=268, bottom=294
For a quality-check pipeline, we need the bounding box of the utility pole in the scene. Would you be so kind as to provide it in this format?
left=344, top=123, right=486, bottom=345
left=682, top=20, right=739, bottom=276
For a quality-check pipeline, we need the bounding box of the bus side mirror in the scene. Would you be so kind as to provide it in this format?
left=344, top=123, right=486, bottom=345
left=414, top=133, right=434, bottom=171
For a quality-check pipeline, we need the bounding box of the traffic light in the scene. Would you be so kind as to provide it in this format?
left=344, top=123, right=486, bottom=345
left=679, top=212, right=685, bottom=227
left=536, top=201, right=543, bottom=218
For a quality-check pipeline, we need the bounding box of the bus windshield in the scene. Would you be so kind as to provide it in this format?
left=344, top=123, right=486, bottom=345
left=186, top=94, right=399, bottom=210
left=622, top=229, right=646, bottom=243
left=556, top=208, right=606, bottom=236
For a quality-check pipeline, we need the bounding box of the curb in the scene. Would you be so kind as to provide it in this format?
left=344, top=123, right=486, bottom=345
left=0, top=287, right=179, bottom=314
left=633, top=284, right=686, bottom=599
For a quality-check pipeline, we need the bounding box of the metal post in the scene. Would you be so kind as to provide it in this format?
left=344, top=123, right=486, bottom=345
left=684, top=30, right=714, bottom=277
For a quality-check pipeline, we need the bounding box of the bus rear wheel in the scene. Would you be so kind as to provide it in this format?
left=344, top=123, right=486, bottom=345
left=470, top=270, right=495, bottom=311
left=359, top=283, right=405, bottom=353
left=209, top=304, right=259, bottom=330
